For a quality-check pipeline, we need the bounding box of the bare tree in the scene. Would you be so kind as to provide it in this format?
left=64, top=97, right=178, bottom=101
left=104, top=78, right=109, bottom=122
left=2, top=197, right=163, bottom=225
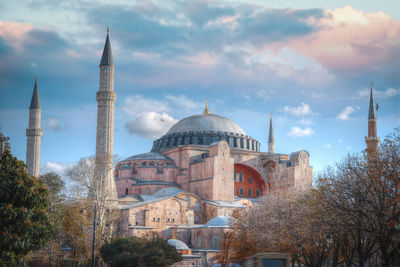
left=66, top=157, right=119, bottom=250
left=315, top=128, right=400, bottom=267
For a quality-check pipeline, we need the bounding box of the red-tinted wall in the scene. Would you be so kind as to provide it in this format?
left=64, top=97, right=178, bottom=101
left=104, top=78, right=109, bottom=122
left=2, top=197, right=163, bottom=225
left=234, top=164, right=265, bottom=198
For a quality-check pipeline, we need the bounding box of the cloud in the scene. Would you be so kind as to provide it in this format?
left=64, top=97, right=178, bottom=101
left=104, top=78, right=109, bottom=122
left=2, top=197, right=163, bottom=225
left=288, top=126, right=314, bottom=137
left=122, top=95, right=170, bottom=116
left=45, top=118, right=64, bottom=131
left=281, top=102, right=312, bottom=116
left=125, top=111, right=178, bottom=139
left=356, top=87, right=400, bottom=99
left=0, top=20, right=34, bottom=51
left=324, top=143, right=331, bottom=148
left=236, top=8, right=324, bottom=45
left=298, top=118, right=313, bottom=126
left=337, top=106, right=357, bottom=120
left=290, top=6, right=400, bottom=73
left=165, top=94, right=202, bottom=111
left=40, top=161, right=69, bottom=175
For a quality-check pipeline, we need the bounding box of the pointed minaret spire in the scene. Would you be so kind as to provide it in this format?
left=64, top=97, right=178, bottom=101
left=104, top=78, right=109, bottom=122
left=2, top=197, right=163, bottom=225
left=26, top=76, right=42, bottom=177
left=268, top=113, right=275, bottom=153
left=95, top=30, right=117, bottom=203
left=203, top=97, right=211, bottom=114
left=29, top=75, right=41, bottom=110
left=368, top=81, right=376, bottom=120
left=365, top=81, right=380, bottom=157
left=100, top=27, right=113, bottom=66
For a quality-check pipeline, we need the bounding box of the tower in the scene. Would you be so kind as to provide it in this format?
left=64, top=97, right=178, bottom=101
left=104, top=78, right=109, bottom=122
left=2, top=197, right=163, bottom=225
left=95, top=28, right=117, bottom=202
left=268, top=113, right=274, bottom=153
left=365, top=81, right=380, bottom=157
left=26, top=76, right=42, bottom=177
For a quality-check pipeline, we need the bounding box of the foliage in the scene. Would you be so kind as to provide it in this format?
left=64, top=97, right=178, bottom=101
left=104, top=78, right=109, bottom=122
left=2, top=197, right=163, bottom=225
left=66, top=157, right=119, bottom=247
left=223, top=128, right=400, bottom=267
left=61, top=200, right=91, bottom=265
left=0, top=150, right=52, bottom=264
left=221, top=208, right=258, bottom=262
left=26, top=172, right=67, bottom=266
left=100, top=237, right=182, bottom=267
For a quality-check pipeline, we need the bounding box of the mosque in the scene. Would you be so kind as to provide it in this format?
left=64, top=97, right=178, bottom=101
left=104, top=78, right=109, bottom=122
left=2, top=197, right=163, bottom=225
left=23, top=30, right=379, bottom=266
left=22, top=29, right=313, bottom=267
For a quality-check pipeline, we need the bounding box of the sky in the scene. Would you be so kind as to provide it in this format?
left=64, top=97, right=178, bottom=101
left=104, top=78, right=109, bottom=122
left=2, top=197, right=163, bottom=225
left=0, top=0, right=399, bottom=178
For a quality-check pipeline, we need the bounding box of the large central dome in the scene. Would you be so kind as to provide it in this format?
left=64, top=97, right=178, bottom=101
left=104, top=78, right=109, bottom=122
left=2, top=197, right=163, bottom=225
left=151, top=111, right=260, bottom=153
left=167, top=114, right=246, bottom=135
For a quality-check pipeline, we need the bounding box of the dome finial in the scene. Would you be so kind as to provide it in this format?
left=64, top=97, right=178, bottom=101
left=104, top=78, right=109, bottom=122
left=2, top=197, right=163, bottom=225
left=203, top=97, right=211, bottom=114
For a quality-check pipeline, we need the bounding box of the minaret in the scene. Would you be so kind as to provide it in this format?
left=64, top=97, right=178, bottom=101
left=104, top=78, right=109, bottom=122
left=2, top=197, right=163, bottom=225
left=268, top=113, right=275, bottom=153
left=365, top=81, right=380, bottom=157
left=26, top=76, right=42, bottom=177
left=95, top=28, right=117, bottom=201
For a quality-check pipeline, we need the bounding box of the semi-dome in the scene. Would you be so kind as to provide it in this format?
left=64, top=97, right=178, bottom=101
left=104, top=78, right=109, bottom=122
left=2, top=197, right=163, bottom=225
left=205, top=216, right=232, bottom=227
left=167, top=239, right=190, bottom=250
left=167, top=114, right=246, bottom=135
left=124, top=152, right=173, bottom=161
left=151, top=113, right=260, bottom=153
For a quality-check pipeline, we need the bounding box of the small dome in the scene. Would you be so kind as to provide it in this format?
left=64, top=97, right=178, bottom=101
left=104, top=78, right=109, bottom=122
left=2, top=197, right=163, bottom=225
left=167, top=239, right=189, bottom=250
left=153, top=187, right=184, bottom=198
left=205, top=216, right=232, bottom=227
left=167, top=114, right=246, bottom=135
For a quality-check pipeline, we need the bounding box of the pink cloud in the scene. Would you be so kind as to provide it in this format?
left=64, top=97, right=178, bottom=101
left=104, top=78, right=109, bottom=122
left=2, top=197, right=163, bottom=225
left=184, top=51, right=218, bottom=67
left=0, top=20, right=33, bottom=51
left=289, top=6, right=400, bottom=71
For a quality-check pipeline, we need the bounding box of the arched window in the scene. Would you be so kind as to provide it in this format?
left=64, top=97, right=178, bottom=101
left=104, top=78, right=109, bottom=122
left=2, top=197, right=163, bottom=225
left=239, top=188, right=244, bottom=196
left=212, top=235, right=221, bottom=249
left=256, top=189, right=260, bottom=197
left=239, top=172, right=243, bottom=182
left=248, top=176, right=252, bottom=184
left=248, top=188, right=252, bottom=196
left=125, top=188, right=128, bottom=195
left=185, top=197, right=190, bottom=210
left=146, top=188, right=150, bottom=195
left=197, top=235, right=202, bottom=248
left=194, top=201, right=200, bottom=212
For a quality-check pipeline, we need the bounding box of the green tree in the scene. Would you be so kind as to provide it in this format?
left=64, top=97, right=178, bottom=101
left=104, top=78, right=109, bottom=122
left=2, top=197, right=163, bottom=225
left=27, top=172, right=66, bottom=266
left=100, top=237, right=182, bottom=267
left=0, top=150, right=52, bottom=265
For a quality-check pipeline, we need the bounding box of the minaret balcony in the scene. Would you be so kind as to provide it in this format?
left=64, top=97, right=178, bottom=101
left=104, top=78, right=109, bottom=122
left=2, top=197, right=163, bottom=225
left=96, top=91, right=116, bottom=102
left=26, top=129, right=43, bottom=136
